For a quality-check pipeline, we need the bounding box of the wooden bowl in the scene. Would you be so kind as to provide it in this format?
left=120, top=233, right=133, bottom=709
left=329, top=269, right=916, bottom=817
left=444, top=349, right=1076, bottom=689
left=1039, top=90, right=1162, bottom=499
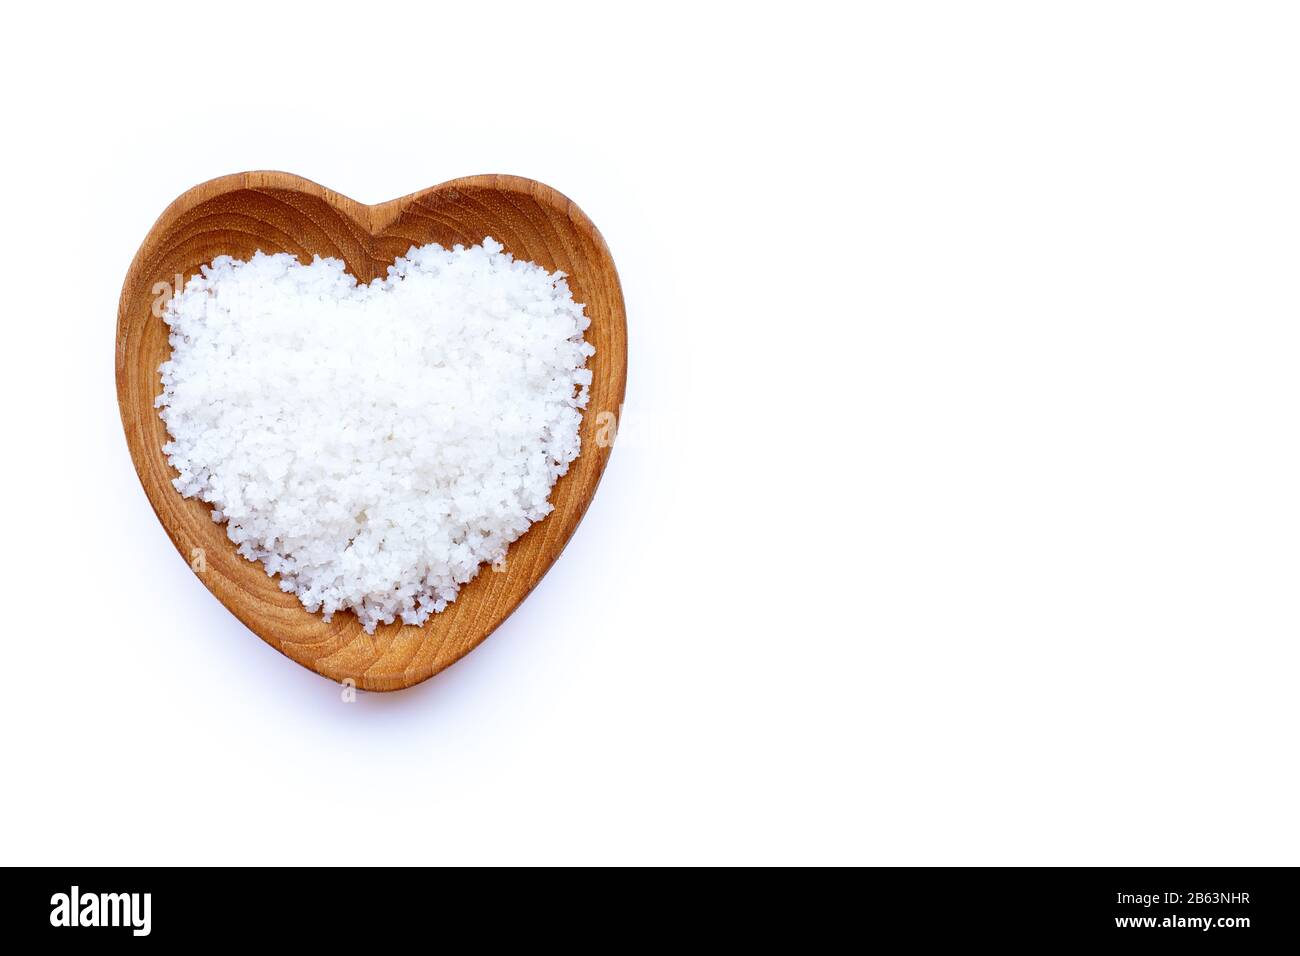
left=116, top=171, right=627, bottom=691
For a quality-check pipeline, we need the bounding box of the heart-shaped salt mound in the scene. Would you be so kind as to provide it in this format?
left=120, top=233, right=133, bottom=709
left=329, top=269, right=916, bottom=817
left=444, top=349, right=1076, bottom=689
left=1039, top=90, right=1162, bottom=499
left=155, top=237, right=595, bottom=633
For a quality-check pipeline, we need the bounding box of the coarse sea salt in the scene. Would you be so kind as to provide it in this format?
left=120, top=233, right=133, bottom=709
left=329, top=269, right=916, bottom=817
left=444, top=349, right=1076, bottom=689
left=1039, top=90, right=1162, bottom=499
left=156, top=238, right=595, bottom=633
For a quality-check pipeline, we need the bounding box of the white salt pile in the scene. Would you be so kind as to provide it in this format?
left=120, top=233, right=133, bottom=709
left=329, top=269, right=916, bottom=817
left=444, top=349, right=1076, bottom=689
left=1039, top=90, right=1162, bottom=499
left=156, top=238, right=594, bottom=632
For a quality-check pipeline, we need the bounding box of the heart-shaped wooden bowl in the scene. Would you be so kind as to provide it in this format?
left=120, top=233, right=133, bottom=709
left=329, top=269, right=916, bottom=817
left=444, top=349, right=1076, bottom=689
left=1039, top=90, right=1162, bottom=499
left=117, top=171, right=626, bottom=691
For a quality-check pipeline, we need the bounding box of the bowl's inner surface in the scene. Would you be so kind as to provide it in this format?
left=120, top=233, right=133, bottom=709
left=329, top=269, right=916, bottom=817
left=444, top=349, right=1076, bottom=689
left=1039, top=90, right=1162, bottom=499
left=117, top=175, right=625, bottom=690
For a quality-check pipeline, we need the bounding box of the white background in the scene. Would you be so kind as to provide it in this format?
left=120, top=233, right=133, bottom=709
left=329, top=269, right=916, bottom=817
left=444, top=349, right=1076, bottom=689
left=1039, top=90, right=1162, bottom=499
left=1, top=1, right=1297, bottom=865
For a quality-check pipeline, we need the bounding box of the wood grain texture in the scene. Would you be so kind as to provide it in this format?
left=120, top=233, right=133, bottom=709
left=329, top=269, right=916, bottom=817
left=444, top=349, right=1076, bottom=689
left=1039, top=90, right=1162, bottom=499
left=116, top=171, right=627, bottom=691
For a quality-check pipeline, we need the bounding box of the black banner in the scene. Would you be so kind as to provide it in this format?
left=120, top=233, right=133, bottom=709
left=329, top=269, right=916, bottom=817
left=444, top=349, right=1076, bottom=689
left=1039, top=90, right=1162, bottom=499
left=6, top=867, right=1296, bottom=944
